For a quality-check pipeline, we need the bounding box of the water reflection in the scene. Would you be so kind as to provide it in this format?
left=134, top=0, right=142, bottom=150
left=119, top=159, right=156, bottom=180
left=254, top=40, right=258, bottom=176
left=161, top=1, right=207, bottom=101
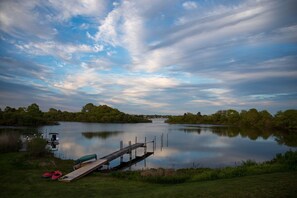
left=178, top=125, right=296, bottom=146
left=82, top=131, right=124, bottom=139
left=7, top=120, right=294, bottom=169
left=275, top=132, right=297, bottom=147
left=107, top=152, right=153, bottom=171
left=0, top=127, right=42, bottom=152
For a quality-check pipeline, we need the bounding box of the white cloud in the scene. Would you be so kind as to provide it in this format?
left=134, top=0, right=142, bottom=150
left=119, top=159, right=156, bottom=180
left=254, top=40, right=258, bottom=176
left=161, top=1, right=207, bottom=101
left=138, top=0, right=297, bottom=73
left=113, top=2, right=120, bottom=7
left=80, top=58, right=112, bottom=70
left=53, top=68, right=179, bottom=109
left=15, top=41, right=99, bottom=60
left=0, top=0, right=107, bottom=39
left=94, top=7, right=122, bottom=46
left=189, top=88, right=242, bottom=107
left=47, top=0, right=106, bottom=21
left=0, top=0, right=56, bottom=39
left=94, top=0, right=146, bottom=64
left=53, top=68, right=100, bottom=92
left=182, top=1, right=198, bottom=10
left=93, top=44, right=104, bottom=52
left=219, top=70, right=297, bottom=82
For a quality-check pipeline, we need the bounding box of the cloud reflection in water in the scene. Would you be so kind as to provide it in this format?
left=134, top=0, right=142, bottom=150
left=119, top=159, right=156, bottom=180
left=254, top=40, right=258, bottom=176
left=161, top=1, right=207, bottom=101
left=82, top=131, right=124, bottom=140
left=38, top=120, right=297, bottom=169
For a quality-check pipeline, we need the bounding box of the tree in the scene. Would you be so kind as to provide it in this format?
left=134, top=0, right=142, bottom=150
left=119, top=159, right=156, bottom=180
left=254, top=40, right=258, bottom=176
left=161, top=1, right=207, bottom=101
left=226, top=109, right=240, bottom=124
left=240, top=108, right=260, bottom=127
left=4, top=106, right=16, bottom=112
left=81, top=103, right=96, bottom=113
left=48, top=108, right=58, bottom=113
left=258, top=110, right=273, bottom=128
left=17, top=107, right=26, bottom=113
left=274, top=110, right=297, bottom=130
left=27, top=103, right=42, bottom=117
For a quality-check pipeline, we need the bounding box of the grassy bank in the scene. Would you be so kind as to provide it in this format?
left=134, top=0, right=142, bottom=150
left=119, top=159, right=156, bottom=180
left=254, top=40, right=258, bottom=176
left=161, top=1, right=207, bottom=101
left=1, top=152, right=297, bottom=198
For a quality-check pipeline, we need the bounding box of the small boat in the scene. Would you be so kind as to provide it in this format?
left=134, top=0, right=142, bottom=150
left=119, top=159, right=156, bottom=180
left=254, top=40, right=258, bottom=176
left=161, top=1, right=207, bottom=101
left=75, top=154, right=97, bottom=165
left=51, top=170, right=63, bottom=180
left=42, top=170, right=63, bottom=180
left=42, top=171, right=55, bottom=178
left=73, top=154, right=98, bottom=170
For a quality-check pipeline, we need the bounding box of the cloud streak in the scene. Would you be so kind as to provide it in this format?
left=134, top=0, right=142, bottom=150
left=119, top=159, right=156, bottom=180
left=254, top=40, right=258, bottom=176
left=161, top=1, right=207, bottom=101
left=0, top=0, right=297, bottom=114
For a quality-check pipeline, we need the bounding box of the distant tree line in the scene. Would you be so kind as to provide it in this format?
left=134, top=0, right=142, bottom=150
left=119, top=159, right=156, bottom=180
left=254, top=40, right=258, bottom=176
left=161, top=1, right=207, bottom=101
left=0, top=103, right=56, bottom=126
left=44, top=103, right=151, bottom=123
left=0, top=103, right=152, bottom=126
left=166, top=109, right=297, bottom=131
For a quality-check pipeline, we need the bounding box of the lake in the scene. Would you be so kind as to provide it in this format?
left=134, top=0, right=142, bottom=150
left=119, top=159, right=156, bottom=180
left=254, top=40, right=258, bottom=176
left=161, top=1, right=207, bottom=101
left=35, top=119, right=297, bottom=170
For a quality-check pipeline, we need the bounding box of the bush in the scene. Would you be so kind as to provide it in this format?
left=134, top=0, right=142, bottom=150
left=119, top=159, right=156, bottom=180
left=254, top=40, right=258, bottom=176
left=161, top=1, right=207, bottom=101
left=271, top=151, right=297, bottom=170
left=27, top=137, right=49, bottom=157
left=140, top=168, right=189, bottom=184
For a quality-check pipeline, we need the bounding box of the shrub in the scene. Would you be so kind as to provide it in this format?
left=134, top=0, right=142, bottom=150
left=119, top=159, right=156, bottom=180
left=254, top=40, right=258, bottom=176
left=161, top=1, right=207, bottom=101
left=271, top=150, right=297, bottom=170
left=241, top=159, right=257, bottom=167
left=27, top=137, right=49, bottom=157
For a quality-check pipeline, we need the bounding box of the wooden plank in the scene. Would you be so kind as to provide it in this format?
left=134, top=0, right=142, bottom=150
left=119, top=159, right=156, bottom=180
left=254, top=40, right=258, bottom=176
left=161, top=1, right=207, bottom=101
left=59, top=159, right=107, bottom=182
left=100, top=143, right=145, bottom=161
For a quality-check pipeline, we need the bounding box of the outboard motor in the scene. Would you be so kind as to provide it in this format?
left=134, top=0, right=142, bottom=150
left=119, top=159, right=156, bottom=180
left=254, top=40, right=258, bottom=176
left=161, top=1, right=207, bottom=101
left=51, top=134, right=57, bottom=141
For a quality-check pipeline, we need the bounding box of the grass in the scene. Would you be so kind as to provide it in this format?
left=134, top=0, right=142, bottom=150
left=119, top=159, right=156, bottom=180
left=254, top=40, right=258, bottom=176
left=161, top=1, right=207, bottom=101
left=0, top=152, right=297, bottom=198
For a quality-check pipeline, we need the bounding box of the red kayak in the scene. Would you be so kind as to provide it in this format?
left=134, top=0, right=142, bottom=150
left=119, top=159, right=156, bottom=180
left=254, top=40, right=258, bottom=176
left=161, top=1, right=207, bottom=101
left=51, top=170, right=63, bottom=180
left=42, top=170, right=63, bottom=180
left=42, top=171, right=55, bottom=178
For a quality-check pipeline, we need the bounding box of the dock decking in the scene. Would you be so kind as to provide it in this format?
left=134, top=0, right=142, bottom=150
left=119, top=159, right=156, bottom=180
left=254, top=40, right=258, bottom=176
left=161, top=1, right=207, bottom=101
left=59, top=142, right=147, bottom=182
left=100, top=142, right=145, bottom=161
left=59, top=159, right=107, bottom=182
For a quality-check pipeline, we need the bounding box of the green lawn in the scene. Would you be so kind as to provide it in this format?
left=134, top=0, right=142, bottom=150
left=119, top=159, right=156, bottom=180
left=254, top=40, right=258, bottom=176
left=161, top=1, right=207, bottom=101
left=1, top=152, right=297, bottom=198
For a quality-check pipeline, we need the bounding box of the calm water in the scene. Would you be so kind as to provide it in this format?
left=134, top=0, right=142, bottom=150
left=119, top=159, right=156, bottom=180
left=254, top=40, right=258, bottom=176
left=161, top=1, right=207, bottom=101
left=36, top=119, right=297, bottom=169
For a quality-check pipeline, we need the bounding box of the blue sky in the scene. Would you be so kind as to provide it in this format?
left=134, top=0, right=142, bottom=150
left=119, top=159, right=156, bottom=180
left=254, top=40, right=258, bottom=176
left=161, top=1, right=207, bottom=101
left=0, top=0, right=297, bottom=115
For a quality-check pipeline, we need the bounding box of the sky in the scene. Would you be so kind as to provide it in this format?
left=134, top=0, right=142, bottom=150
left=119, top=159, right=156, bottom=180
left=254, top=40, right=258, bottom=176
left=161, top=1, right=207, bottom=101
left=0, top=0, right=297, bottom=115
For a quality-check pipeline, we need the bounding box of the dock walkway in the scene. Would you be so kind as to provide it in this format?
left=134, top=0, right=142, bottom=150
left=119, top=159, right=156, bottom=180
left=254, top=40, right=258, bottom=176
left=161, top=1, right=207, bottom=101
left=59, top=142, right=146, bottom=182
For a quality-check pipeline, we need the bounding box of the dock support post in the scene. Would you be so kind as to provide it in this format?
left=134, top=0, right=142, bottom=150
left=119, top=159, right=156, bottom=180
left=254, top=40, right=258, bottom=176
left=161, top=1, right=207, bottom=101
left=129, top=141, right=132, bottom=161
left=135, top=136, right=137, bottom=157
left=167, top=133, right=169, bottom=147
left=154, top=136, right=156, bottom=152
left=161, top=133, right=163, bottom=151
left=144, top=137, right=147, bottom=154
left=120, top=141, right=123, bottom=164
left=129, top=141, right=132, bottom=170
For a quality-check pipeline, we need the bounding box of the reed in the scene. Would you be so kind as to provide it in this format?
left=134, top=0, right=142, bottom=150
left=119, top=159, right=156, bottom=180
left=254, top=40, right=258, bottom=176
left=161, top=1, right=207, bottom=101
left=0, top=131, right=20, bottom=153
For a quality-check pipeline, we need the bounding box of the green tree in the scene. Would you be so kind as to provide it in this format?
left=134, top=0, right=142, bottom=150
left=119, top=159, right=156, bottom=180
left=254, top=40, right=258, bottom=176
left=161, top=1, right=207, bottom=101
left=81, top=103, right=96, bottom=113
left=240, top=109, right=260, bottom=127
left=226, top=109, right=240, bottom=124
left=4, top=106, right=16, bottom=112
left=258, top=110, right=273, bottom=128
left=27, top=103, right=42, bottom=117
left=48, top=108, right=58, bottom=113
left=274, top=110, right=297, bottom=130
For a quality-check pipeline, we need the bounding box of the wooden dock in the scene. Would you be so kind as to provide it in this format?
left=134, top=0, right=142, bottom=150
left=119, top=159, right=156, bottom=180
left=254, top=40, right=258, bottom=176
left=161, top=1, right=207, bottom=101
left=100, top=143, right=145, bottom=161
left=59, top=142, right=147, bottom=182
